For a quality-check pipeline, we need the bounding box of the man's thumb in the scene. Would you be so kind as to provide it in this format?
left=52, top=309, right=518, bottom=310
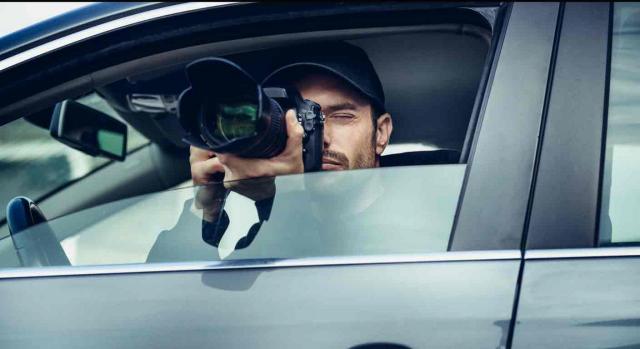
left=285, top=109, right=303, bottom=138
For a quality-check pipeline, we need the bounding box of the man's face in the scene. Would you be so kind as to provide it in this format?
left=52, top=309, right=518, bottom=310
left=293, top=72, right=390, bottom=171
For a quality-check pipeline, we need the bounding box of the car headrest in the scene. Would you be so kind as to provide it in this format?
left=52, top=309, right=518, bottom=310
left=380, top=150, right=460, bottom=167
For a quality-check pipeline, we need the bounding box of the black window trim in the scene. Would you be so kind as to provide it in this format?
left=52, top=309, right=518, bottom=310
left=525, top=2, right=612, bottom=250
left=450, top=2, right=562, bottom=251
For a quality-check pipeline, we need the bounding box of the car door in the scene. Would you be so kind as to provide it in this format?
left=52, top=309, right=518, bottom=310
left=511, top=3, right=640, bottom=348
left=0, top=3, right=559, bottom=348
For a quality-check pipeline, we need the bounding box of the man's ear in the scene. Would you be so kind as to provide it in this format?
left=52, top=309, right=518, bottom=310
left=375, top=113, right=393, bottom=156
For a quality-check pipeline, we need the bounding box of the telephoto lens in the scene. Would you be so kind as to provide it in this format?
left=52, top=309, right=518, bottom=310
left=178, top=57, right=288, bottom=158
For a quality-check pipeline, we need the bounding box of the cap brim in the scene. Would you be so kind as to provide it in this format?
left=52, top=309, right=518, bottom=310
left=261, top=62, right=384, bottom=112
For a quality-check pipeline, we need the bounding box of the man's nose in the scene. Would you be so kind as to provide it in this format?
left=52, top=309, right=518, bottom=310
left=323, top=120, right=332, bottom=150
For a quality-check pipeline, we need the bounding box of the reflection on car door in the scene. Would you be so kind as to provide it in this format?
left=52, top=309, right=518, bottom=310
left=511, top=3, right=640, bottom=348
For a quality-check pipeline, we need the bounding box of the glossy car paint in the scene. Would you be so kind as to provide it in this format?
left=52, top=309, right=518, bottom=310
left=0, top=2, right=236, bottom=72
left=0, top=254, right=520, bottom=349
left=2, top=1, right=638, bottom=348
left=0, top=2, right=522, bottom=348
left=513, top=250, right=640, bottom=349
left=512, top=3, right=640, bottom=348
left=451, top=2, right=560, bottom=251
left=0, top=3, right=151, bottom=55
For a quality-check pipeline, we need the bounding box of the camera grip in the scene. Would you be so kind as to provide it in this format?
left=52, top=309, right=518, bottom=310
left=296, top=99, right=324, bottom=172
left=303, top=122, right=323, bottom=172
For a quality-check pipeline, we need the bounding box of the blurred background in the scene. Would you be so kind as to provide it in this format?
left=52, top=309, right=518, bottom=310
left=0, top=3, right=103, bottom=210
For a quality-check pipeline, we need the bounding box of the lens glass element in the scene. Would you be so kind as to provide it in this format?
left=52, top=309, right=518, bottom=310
left=213, top=101, right=258, bottom=141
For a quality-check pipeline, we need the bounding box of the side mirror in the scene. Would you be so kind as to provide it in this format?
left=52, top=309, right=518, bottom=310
left=50, top=99, right=128, bottom=161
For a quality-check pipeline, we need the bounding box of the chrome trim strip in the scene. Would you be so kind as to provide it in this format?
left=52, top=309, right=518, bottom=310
left=0, top=250, right=520, bottom=279
left=0, top=2, right=237, bottom=72
left=525, top=247, right=640, bottom=260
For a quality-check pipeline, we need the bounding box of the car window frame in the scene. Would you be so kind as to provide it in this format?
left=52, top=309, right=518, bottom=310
left=450, top=2, right=562, bottom=251
left=0, top=2, right=510, bottom=251
left=595, top=2, right=640, bottom=248
left=524, top=2, right=612, bottom=250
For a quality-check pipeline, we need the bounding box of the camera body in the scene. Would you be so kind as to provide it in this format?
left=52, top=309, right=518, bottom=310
left=262, top=87, right=324, bottom=172
left=177, top=57, right=324, bottom=172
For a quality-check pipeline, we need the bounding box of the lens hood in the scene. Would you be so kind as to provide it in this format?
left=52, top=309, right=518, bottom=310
left=178, top=57, right=288, bottom=158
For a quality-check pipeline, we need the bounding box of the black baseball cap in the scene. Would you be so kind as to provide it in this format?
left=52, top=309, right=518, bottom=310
left=261, top=41, right=386, bottom=114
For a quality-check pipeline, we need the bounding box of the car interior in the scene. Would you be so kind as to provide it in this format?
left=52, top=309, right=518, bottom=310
left=0, top=6, right=495, bottom=241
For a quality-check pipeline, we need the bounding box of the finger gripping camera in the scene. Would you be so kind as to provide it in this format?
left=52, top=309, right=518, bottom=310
left=177, top=57, right=325, bottom=172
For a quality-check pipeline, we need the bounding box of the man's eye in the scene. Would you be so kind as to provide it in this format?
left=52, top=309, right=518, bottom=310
left=330, top=114, right=355, bottom=119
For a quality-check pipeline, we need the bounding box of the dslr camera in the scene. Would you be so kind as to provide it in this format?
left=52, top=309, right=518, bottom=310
left=177, top=57, right=325, bottom=172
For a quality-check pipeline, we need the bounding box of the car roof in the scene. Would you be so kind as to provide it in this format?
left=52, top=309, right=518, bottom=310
left=0, top=2, right=159, bottom=61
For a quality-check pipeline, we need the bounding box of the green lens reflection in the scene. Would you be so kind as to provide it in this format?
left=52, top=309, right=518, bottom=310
left=213, top=102, right=259, bottom=141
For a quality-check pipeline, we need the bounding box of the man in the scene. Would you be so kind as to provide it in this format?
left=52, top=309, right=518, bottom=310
left=147, top=42, right=396, bottom=261
left=190, top=42, right=393, bottom=196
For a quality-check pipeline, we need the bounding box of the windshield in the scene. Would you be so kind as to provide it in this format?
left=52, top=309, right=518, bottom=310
left=0, top=164, right=465, bottom=268
left=0, top=92, right=149, bottom=225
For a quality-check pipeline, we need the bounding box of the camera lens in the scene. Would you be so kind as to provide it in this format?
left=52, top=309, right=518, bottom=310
left=213, top=101, right=259, bottom=141
left=179, top=57, right=289, bottom=158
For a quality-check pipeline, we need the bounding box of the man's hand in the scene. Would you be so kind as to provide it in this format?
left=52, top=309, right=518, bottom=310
left=189, top=143, right=226, bottom=222
left=215, top=110, right=304, bottom=181
left=190, top=148, right=224, bottom=186
left=189, top=109, right=304, bottom=202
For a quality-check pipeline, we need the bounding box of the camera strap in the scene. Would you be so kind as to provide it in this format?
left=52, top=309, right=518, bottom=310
left=202, top=195, right=275, bottom=250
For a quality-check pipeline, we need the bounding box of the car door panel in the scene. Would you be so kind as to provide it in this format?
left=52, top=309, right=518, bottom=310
left=0, top=255, right=519, bottom=349
left=512, top=3, right=640, bottom=348
left=0, top=2, right=565, bottom=349
left=513, top=250, right=640, bottom=349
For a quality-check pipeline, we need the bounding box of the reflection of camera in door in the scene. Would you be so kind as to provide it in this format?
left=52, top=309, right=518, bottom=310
left=177, top=57, right=325, bottom=172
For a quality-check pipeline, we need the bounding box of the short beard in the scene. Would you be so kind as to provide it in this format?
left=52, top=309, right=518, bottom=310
left=323, top=149, right=350, bottom=168
left=353, top=128, right=378, bottom=169
left=304, top=129, right=377, bottom=199
left=321, top=128, right=378, bottom=170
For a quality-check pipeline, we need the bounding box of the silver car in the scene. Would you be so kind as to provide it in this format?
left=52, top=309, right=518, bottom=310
left=0, top=2, right=638, bottom=348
